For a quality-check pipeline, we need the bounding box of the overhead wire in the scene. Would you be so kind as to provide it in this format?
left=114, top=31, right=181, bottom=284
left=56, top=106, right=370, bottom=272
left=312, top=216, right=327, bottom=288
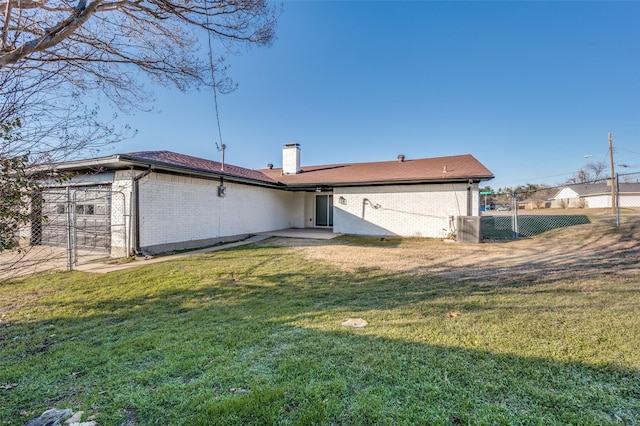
left=203, top=0, right=225, bottom=155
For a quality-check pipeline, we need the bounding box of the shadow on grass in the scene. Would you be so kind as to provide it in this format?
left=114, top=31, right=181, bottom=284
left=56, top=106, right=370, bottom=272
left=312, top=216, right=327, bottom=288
left=412, top=218, right=640, bottom=284
left=1, top=247, right=639, bottom=425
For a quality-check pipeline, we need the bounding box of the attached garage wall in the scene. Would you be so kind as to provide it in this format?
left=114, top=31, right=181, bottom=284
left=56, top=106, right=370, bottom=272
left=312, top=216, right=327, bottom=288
left=136, top=172, right=304, bottom=253
left=584, top=195, right=611, bottom=208
left=333, top=183, right=477, bottom=238
left=584, top=193, right=640, bottom=208
left=620, top=194, right=640, bottom=208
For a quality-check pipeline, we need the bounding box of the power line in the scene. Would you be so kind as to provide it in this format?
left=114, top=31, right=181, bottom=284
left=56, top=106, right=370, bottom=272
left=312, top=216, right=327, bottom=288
left=617, top=147, right=640, bottom=157
left=203, top=0, right=225, bottom=161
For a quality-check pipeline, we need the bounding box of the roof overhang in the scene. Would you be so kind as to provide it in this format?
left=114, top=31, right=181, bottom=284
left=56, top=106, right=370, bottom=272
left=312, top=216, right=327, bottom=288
left=44, top=154, right=285, bottom=189
left=41, top=153, right=494, bottom=191
left=278, top=176, right=494, bottom=191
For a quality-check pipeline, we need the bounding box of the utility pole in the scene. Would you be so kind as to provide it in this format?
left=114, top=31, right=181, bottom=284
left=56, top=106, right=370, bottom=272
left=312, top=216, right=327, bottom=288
left=609, top=131, right=615, bottom=215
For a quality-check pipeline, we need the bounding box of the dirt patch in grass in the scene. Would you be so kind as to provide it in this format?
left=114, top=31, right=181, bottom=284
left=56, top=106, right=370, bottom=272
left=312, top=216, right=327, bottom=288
left=258, top=216, right=640, bottom=282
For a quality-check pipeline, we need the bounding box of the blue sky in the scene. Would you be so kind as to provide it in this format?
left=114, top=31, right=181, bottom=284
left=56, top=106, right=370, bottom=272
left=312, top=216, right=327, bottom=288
left=105, top=1, right=640, bottom=190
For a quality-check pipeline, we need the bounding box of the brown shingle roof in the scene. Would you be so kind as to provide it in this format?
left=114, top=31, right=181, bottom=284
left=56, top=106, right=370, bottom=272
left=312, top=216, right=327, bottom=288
left=122, top=151, right=278, bottom=184
left=259, top=154, right=494, bottom=187
left=105, top=151, right=492, bottom=188
left=50, top=150, right=493, bottom=188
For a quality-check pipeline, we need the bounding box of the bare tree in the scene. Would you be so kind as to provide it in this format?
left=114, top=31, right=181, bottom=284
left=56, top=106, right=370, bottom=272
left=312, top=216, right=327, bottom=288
left=566, top=161, right=608, bottom=184
left=530, top=183, right=551, bottom=209
left=1, top=0, right=277, bottom=162
left=1, top=71, right=129, bottom=164
left=585, top=161, right=607, bottom=181
left=0, top=0, right=277, bottom=268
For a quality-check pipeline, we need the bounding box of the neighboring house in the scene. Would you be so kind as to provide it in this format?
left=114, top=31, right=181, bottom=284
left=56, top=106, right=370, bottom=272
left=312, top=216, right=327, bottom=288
left=517, top=199, right=552, bottom=210
left=551, top=183, right=640, bottom=209
left=32, top=144, right=494, bottom=255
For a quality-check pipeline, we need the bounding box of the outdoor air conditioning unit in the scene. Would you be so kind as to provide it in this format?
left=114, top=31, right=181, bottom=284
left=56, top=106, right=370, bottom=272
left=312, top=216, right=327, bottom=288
left=457, top=216, right=481, bottom=243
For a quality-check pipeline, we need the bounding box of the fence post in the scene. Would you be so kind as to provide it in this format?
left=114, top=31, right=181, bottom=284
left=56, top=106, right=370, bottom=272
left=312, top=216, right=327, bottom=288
left=615, top=173, right=620, bottom=227
left=512, top=192, right=519, bottom=240
left=65, top=186, right=74, bottom=271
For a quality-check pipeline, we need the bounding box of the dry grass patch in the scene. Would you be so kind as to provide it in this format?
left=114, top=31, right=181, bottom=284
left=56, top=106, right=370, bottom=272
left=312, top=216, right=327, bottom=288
left=265, top=216, right=640, bottom=282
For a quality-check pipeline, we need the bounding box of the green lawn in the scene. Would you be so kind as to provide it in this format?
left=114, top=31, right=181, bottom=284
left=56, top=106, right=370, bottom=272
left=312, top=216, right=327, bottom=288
left=1, top=239, right=639, bottom=425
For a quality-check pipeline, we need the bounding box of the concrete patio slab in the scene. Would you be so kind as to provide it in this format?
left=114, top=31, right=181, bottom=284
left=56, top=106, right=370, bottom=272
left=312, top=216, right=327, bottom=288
left=258, top=228, right=341, bottom=240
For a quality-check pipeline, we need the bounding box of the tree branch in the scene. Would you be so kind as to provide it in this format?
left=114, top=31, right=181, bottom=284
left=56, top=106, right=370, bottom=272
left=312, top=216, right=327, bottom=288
left=1, top=0, right=105, bottom=66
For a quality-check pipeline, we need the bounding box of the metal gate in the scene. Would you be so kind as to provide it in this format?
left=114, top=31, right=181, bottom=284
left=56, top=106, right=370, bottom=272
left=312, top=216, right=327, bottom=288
left=34, top=186, right=127, bottom=267
left=72, top=188, right=112, bottom=251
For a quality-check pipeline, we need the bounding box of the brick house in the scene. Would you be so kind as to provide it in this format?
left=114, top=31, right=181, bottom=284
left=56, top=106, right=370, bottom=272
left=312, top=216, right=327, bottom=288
left=34, top=144, right=494, bottom=255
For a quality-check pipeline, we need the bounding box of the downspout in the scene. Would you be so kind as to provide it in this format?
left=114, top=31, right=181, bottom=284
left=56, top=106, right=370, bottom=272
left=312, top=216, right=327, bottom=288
left=132, top=166, right=153, bottom=255
left=467, top=180, right=473, bottom=216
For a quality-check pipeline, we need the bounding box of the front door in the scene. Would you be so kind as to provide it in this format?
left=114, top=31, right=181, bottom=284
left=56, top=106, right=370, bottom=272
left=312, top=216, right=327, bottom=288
left=315, top=194, right=333, bottom=227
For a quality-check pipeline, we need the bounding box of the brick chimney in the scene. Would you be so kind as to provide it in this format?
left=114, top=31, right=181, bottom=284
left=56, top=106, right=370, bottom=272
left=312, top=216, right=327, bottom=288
left=283, top=143, right=301, bottom=174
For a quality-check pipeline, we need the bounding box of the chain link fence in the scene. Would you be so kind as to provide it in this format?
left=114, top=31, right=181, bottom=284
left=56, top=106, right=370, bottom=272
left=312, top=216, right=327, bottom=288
left=481, top=171, right=640, bottom=241
left=1, top=186, right=128, bottom=280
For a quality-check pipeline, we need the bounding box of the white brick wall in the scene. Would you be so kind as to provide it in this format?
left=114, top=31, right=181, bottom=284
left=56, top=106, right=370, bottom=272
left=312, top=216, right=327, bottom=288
left=112, top=171, right=135, bottom=255
left=136, top=172, right=304, bottom=249
left=303, top=192, right=321, bottom=227
left=282, top=144, right=301, bottom=175
left=106, top=171, right=482, bottom=252
left=333, top=183, right=478, bottom=238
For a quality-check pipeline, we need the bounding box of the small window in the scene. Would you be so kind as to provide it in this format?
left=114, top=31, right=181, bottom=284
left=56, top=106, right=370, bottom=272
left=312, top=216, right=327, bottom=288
left=74, top=204, right=95, bottom=215
left=56, top=204, right=66, bottom=214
